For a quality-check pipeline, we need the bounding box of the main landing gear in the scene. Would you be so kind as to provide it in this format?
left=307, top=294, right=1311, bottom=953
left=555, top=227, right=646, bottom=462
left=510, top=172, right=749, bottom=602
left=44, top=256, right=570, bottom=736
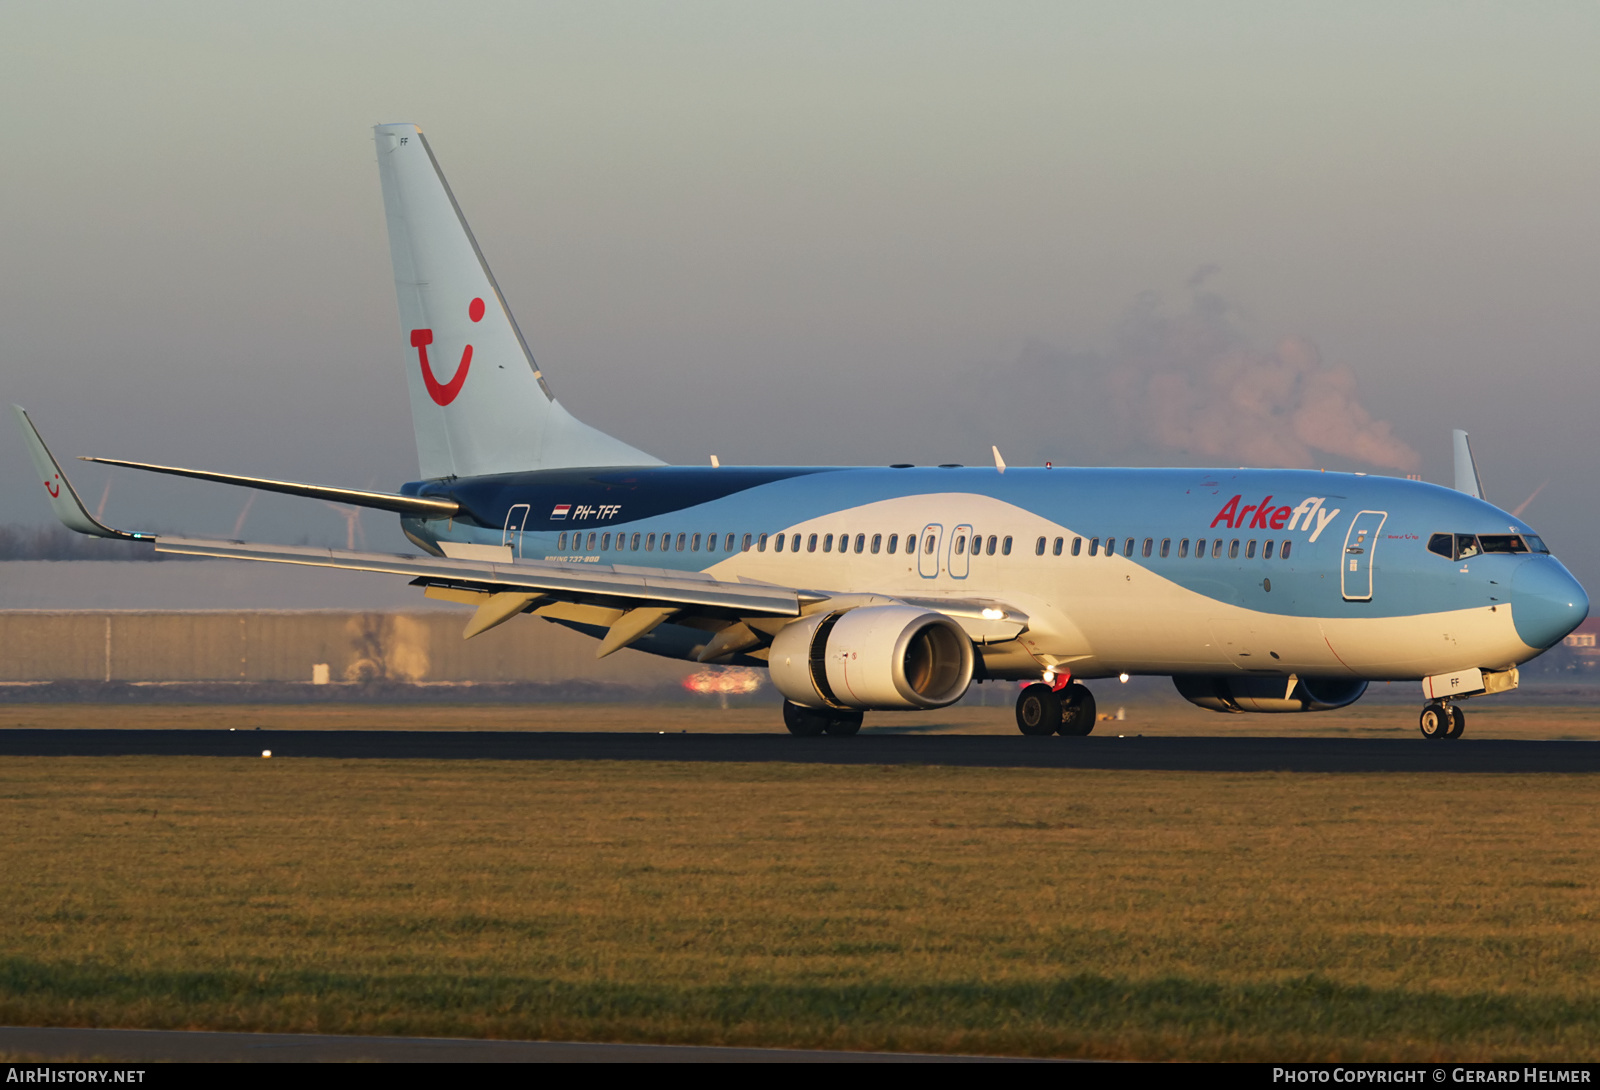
left=782, top=700, right=864, bottom=737
left=1015, top=682, right=1096, bottom=736
left=1419, top=701, right=1466, bottom=740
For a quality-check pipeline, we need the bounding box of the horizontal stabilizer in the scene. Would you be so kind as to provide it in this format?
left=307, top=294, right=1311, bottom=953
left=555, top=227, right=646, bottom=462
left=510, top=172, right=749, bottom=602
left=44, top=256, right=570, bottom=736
left=82, top=456, right=459, bottom=517
left=11, top=406, right=151, bottom=541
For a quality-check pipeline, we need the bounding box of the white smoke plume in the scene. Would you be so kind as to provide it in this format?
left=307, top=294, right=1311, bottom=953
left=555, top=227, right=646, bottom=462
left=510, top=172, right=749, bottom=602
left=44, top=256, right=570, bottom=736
left=1102, top=274, right=1420, bottom=472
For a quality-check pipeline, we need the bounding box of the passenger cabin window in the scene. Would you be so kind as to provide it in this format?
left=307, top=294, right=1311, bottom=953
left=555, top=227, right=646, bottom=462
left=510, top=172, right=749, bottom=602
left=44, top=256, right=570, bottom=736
left=1245, top=540, right=1256, bottom=559
left=789, top=533, right=800, bottom=553
left=758, top=533, right=769, bottom=551
left=855, top=534, right=866, bottom=554
left=1035, top=536, right=1046, bottom=556
left=987, top=535, right=997, bottom=555
left=1159, top=538, right=1170, bottom=558
left=557, top=532, right=567, bottom=550
left=955, top=535, right=967, bottom=556
left=1071, top=537, right=1082, bottom=556
left=925, top=535, right=937, bottom=555
left=741, top=534, right=752, bottom=551
left=1281, top=541, right=1292, bottom=559
left=1211, top=540, right=1223, bottom=559
left=1264, top=540, right=1275, bottom=559
left=1089, top=537, right=1099, bottom=556
left=725, top=533, right=737, bottom=552
left=601, top=532, right=611, bottom=550
left=1229, top=540, right=1240, bottom=559
left=1002, top=536, right=1013, bottom=556
left=1142, top=538, right=1153, bottom=558
left=823, top=534, right=833, bottom=553
left=871, top=534, right=882, bottom=554
left=629, top=533, right=641, bottom=550
left=691, top=533, right=701, bottom=551
left=887, top=534, right=898, bottom=554
left=1178, top=539, right=1189, bottom=558
left=1053, top=537, right=1064, bottom=556
left=676, top=533, right=687, bottom=551
left=1125, top=538, right=1135, bottom=557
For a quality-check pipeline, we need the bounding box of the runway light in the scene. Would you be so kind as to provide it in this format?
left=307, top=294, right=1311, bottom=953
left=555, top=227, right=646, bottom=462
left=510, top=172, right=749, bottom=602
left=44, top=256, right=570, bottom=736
left=261, top=750, right=272, bottom=759
left=1119, top=673, right=1130, bottom=683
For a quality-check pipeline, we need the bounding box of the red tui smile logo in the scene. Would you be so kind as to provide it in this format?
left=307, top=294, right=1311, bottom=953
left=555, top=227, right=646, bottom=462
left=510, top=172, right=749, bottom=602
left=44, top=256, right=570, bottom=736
left=413, top=297, right=485, bottom=406
left=45, top=474, right=60, bottom=498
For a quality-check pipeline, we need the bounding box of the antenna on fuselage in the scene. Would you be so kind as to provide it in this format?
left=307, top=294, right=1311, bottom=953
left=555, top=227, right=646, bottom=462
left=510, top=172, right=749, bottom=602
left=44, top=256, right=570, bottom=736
left=1452, top=429, right=1484, bottom=501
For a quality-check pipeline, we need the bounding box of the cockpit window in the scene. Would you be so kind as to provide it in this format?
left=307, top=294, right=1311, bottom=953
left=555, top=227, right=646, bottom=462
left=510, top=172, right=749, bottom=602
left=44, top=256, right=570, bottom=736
left=1430, top=532, right=1547, bottom=561
left=1478, top=534, right=1530, bottom=554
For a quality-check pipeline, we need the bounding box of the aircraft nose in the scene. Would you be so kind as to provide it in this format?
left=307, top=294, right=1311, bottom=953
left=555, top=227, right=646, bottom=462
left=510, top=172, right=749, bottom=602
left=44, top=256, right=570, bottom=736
left=1511, top=558, right=1589, bottom=650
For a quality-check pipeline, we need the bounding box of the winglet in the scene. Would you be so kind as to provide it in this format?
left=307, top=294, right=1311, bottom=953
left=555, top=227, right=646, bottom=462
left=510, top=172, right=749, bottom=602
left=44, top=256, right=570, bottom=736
left=11, top=406, right=152, bottom=540
left=992, top=445, right=1007, bottom=474
left=1452, top=428, right=1484, bottom=500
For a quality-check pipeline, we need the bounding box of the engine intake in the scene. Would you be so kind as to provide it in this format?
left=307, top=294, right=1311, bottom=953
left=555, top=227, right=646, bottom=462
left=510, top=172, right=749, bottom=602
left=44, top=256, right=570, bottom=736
left=1173, top=674, right=1367, bottom=713
left=770, top=605, right=975, bottom=710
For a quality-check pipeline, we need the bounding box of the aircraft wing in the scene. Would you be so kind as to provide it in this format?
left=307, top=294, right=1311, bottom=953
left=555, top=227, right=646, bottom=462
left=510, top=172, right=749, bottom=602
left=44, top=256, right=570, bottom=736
left=16, top=406, right=1027, bottom=657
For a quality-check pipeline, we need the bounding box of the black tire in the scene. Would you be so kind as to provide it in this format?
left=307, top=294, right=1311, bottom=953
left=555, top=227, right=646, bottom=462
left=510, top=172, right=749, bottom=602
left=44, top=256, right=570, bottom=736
left=1419, top=703, right=1449, bottom=740
left=782, top=700, right=829, bottom=736
left=1059, top=683, right=1097, bottom=736
left=1445, top=704, right=1466, bottom=739
left=1016, top=683, right=1061, bottom=736
left=824, top=710, right=864, bottom=736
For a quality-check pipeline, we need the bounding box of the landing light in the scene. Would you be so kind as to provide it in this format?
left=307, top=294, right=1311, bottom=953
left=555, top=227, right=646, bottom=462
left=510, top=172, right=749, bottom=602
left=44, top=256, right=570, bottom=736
left=981, top=608, right=1004, bottom=620
left=1119, top=673, right=1130, bottom=683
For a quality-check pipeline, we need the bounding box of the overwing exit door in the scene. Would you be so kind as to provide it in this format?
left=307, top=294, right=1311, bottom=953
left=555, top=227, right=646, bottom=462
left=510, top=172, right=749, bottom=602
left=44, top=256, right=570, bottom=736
left=918, top=523, right=943, bottom=579
left=1340, top=510, right=1387, bottom=601
left=949, top=523, right=974, bottom=579
left=502, top=504, right=530, bottom=558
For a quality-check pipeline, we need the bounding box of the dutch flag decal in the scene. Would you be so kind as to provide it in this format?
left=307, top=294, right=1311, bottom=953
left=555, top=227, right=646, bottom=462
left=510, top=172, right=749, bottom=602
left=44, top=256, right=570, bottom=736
left=550, top=504, right=571, bottom=520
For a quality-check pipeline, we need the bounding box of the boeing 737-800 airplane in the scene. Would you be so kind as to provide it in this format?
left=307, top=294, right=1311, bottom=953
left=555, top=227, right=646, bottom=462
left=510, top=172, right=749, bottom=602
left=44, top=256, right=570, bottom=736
left=14, top=123, right=1589, bottom=738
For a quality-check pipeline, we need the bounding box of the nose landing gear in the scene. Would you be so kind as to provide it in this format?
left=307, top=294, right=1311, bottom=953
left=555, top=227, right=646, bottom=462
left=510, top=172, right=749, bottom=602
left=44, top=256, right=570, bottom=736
left=1419, top=701, right=1466, bottom=740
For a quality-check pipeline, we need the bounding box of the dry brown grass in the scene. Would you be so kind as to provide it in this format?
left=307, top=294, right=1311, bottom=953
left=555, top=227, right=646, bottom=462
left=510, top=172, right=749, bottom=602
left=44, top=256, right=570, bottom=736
left=1, top=754, right=1598, bottom=1058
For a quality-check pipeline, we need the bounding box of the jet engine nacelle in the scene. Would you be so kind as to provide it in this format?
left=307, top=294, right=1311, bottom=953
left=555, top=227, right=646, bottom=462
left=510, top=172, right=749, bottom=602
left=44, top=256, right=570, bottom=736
left=770, top=605, right=975, bottom=711
left=1173, top=674, right=1368, bottom=713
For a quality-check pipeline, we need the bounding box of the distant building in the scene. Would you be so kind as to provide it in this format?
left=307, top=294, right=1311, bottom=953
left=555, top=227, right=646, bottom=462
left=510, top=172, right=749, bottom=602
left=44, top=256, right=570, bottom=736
left=1562, top=618, right=1600, bottom=669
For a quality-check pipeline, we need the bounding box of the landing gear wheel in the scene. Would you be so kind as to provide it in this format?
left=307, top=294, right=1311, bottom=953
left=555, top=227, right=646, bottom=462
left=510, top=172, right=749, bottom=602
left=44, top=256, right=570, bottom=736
left=1419, top=702, right=1450, bottom=740
left=1445, top=703, right=1466, bottom=739
left=1059, top=683, right=1097, bottom=736
left=824, top=710, right=864, bottom=736
left=1015, top=683, right=1061, bottom=736
left=783, top=700, right=829, bottom=737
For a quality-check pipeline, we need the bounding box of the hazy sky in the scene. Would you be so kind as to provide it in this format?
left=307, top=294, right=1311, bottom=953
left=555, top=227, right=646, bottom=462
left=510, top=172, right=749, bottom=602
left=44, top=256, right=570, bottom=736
left=4, top=3, right=1598, bottom=592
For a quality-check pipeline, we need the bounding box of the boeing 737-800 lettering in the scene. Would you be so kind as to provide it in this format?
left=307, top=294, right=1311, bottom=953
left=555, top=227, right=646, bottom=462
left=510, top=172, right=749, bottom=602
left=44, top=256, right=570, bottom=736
left=14, top=123, right=1588, bottom=739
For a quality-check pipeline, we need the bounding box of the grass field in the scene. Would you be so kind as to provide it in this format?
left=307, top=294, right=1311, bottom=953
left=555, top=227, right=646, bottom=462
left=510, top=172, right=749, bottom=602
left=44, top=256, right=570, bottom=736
left=2, top=737, right=1599, bottom=1058
left=2, top=695, right=1598, bottom=738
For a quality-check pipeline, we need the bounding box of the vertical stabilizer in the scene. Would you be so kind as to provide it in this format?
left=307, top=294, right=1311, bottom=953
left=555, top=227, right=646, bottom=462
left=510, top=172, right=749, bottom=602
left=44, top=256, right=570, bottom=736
left=374, top=124, right=661, bottom=478
left=1452, top=428, right=1484, bottom=500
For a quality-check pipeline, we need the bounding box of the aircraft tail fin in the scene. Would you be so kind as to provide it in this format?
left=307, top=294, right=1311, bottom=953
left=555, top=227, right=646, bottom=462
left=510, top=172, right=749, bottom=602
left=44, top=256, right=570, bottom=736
left=373, top=124, right=662, bottom=479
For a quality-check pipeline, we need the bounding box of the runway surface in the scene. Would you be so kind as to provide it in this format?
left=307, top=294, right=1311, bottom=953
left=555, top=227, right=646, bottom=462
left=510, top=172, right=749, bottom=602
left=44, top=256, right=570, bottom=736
left=0, top=1025, right=1033, bottom=1063
left=2, top=729, right=1598, bottom=771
